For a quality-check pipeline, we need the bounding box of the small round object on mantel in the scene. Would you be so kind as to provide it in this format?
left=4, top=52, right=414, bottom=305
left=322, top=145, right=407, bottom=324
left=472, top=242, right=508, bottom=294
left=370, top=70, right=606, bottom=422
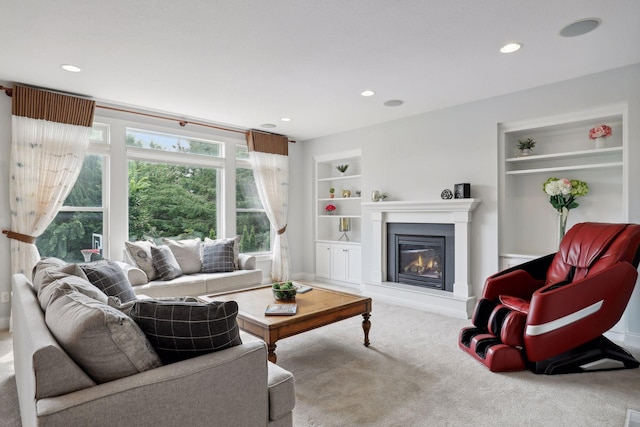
left=441, top=189, right=453, bottom=199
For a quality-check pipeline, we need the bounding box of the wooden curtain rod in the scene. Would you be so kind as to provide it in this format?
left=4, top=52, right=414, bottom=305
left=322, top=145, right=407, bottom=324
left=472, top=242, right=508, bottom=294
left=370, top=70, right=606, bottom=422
left=0, top=85, right=296, bottom=142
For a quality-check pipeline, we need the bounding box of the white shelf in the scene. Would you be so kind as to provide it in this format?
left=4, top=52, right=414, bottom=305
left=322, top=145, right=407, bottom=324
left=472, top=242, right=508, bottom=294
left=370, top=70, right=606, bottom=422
left=318, top=174, right=362, bottom=182
left=506, top=146, right=622, bottom=163
left=318, top=197, right=361, bottom=202
left=505, top=161, right=623, bottom=175
left=498, top=106, right=627, bottom=259
left=318, top=215, right=361, bottom=219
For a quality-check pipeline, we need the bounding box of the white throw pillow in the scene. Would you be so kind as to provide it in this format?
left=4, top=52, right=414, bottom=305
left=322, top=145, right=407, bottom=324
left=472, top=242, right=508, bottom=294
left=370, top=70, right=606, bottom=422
left=125, top=240, right=158, bottom=281
left=162, top=237, right=202, bottom=274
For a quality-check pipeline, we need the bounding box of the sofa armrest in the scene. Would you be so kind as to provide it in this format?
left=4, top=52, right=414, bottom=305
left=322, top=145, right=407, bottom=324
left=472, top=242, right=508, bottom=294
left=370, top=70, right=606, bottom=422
left=238, top=253, right=257, bottom=270
left=36, top=340, right=274, bottom=426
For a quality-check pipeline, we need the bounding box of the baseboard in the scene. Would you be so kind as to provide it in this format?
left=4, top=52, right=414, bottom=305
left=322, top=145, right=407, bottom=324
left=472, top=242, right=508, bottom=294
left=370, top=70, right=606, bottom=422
left=605, top=330, right=640, bottom=350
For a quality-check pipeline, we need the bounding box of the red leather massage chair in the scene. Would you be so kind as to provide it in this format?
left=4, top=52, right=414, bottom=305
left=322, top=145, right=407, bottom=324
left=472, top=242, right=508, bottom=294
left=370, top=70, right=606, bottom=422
left=459, top=222, right=640, bottom=374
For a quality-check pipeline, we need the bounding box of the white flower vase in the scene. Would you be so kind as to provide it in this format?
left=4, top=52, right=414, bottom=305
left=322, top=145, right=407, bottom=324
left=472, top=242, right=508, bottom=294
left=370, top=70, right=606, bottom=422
left=594, top=137, right=606, bottom=149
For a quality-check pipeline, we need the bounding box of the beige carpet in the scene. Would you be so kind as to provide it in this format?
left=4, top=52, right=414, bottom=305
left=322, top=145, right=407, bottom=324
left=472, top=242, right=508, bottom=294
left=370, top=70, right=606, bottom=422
left=2, top=299, right=640, bottom=426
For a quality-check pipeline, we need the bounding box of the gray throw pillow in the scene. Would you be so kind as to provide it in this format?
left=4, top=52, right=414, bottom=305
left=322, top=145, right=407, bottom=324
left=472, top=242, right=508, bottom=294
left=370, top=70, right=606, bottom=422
left=45, top=290, right=162, bottom=383
left=80, top=260, right=137, bottom=303
left=32, top=262, right=89, bottom=294
left=201, top=238, right=235, bottom=273
left=151, top=245, right=183, bottom=280
left=162, top=237, right=202, bottom=274
left=205, top=236, right=240, bottom=269
left=130, top=299, right=242, bottom=363
left=38, top=275, right=108, bottom=311
left=125, top=240, right=158, bottom=281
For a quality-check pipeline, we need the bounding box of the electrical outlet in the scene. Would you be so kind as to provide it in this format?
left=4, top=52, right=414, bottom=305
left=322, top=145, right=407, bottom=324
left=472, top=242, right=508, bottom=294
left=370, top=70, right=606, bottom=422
left=0, top=292, right=10, bottom=303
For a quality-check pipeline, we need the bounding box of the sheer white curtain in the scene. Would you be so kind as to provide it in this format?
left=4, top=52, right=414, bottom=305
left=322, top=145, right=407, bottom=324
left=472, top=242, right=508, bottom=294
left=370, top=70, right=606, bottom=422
left=247, top=131, right=290, bottom=282
left=5, top=85, right=95, bottom=277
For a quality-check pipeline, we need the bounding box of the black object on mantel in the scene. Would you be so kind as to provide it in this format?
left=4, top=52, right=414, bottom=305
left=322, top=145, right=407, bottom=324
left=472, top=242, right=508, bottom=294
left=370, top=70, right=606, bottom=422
left=454, top=183, right=471, bottom=199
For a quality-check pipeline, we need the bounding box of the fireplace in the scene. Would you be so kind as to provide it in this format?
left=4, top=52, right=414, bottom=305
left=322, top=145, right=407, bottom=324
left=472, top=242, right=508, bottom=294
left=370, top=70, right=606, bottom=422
left=387, top=223, right=454, bottom=291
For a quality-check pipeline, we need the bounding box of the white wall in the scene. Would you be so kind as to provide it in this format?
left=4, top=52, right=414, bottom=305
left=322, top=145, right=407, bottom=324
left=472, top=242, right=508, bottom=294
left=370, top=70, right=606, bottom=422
left=296, top=63, right=640, bottom=340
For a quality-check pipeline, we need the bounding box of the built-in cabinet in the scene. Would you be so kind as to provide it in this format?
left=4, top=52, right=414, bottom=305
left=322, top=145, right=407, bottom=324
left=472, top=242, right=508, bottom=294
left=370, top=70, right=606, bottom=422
left=315, top=150, right=362, bottom=285
left=498, top=105, right=627, bottom=270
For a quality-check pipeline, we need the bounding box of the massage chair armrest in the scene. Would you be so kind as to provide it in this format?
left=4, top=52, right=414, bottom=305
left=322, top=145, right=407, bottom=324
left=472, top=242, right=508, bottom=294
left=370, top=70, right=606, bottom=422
left=524, top=261, right=639, bottom=361
left=482, top=254, right=554, bottom=301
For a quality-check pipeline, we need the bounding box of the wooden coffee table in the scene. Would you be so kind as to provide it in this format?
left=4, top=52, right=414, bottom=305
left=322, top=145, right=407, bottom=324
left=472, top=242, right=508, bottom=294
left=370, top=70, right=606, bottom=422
left=199, top=285, right=372, bottom=363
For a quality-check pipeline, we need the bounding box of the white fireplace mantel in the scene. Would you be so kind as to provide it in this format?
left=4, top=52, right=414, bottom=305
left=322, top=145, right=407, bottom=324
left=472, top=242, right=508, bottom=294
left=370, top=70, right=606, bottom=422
left=362, top=199, right=481, bottom=318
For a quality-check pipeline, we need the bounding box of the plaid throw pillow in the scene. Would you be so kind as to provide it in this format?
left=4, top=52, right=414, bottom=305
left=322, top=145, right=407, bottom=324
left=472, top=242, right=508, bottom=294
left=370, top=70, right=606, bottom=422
left=150, top=245, right=183, bottom=281
left=80, top=260, right=137, bottom=303
left=201, top=239, right=235, bottom=273
left=130, top=299, right=242, bottom=363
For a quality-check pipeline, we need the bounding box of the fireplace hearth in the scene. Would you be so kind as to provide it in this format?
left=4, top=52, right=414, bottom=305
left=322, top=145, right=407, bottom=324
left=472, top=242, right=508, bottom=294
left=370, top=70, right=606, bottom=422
left=387, top=223, right=454, bottom=291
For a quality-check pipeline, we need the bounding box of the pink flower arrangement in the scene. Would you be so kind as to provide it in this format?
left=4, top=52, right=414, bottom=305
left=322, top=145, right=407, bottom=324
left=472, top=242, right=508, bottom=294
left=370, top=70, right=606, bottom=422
left=589, top=125, right=612, bottom=140
left=325, top=204, right=336, bottom=213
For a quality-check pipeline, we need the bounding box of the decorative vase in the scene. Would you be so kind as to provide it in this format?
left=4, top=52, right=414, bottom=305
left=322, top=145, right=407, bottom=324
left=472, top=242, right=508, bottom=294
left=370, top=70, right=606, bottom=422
left=520, top=149, right=531, bottom=156
left=558, top=207, right=569, bottom=247
left=326, top=211, right=334, bottom=215
left=342, top=189, right=351, bottom=198
left=371, top=190, right=380, bottom=202
left=594, top=137, right=606, bottom=149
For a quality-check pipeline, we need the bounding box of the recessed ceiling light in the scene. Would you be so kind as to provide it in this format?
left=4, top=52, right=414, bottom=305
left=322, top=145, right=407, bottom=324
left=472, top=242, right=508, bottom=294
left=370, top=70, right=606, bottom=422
left=260, top=123, right=277, bottom=128
left=559, top=18, right=601, bottom=37
left=500, top=43, right=522, bottom=54
left=61, top=64, right=82, bottom=72
left=280, top=117, right=292, bottom=122
left=384, top=100, right=404, bottom=107
left=361, top=90, right=375, bottom=97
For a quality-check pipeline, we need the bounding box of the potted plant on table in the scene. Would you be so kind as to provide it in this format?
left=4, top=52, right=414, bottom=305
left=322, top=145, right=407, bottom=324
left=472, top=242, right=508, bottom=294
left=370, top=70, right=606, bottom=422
left=517, top=138, right=536, bottom=156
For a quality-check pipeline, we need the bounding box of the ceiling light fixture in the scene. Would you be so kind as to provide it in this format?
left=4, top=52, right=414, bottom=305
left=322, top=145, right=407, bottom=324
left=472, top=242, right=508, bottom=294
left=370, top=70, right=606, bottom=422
left=280, top=117, right=292, bottom=122
left=384, top=100, right=404, bottom=107
left=61, top=64, right=82, bottom=72
left=500, top=43, right=522, bottom=54
left=559, top=18, right=601, bottom=37
left=260, top=123, right=277, bottom=129
left=361, top=90, right=375, bottom=97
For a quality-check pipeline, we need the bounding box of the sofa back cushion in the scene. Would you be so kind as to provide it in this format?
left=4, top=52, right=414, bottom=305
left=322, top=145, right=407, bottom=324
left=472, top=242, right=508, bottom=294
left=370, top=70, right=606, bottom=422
left=45, top=289, right=162, bottom=383
left=32, top=262, right=88, bottom=294
left=162, top=237, right=202, bottom=274
left=130, top=299, right=242, bottom=363
left=38, top=275, right=108, bottom=311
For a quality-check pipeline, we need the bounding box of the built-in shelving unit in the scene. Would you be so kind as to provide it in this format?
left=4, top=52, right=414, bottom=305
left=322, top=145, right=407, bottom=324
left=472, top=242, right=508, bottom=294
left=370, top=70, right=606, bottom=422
left=498, top=105, right=628, bottom=269
left=314, top=149, right=362, bottom=285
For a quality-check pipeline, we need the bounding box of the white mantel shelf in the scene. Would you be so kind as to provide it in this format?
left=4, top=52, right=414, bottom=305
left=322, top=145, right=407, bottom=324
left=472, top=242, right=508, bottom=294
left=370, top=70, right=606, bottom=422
left=362, top=198, right=481, bottom=319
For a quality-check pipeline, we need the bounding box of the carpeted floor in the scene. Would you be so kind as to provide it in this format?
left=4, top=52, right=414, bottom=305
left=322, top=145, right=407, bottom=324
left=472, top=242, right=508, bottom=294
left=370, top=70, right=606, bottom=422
left=2, top=297, right=640, bottom=426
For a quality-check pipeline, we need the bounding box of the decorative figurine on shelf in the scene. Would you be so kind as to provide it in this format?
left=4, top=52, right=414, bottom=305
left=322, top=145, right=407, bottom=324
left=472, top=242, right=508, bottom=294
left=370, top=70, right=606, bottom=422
left=379, top=193, right=389, bottom=201
left=441, top=189, right=453, bottom=199
left=329, top=187, right=335, bottom=198
left=325, top=204, right=336, bottom=215
left=336, top=164, right=349, bottom=175
left=342, top=189, right=351, bottom=198
left=517, top=138, right=536, bottom=156
left=589, top=124, right=612, bottom=149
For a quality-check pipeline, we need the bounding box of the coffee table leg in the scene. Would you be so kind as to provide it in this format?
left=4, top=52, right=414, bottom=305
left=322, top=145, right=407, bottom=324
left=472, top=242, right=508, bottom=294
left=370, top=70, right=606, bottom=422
left=362, top=312, right=371, bottom=347
left=267, top=342, right=277, bottom=364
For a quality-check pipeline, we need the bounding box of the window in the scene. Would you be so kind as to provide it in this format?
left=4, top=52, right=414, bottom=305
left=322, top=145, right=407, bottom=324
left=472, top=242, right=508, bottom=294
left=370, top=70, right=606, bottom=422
left=36, top=124, right=108, bottom=262
left=127, top=129, right=222, bottom=241
left=236, top=145, right=271, bottom=253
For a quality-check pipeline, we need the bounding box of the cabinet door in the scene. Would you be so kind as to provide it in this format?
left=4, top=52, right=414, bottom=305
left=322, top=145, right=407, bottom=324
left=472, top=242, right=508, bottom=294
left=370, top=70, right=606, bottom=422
left=346, top=246, right=361, bottom=283
left=331, top=245, right=348, bottom=281
left=315, top=242, right=332, bottom=279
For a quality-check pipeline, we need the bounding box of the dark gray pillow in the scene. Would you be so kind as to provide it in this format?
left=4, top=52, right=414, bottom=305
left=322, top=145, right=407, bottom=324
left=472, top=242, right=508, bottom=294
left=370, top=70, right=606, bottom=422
left=129, top=299, right=242, bottom=363
left=80, top=260, right=137, bottom=303
left=201, top=239, right=235, bottom=273
left=151, top=245, right=183, bottom=281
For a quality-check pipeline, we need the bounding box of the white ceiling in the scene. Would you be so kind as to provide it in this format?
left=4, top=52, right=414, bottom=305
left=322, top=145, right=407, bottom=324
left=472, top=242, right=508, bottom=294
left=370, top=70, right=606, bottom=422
left=2, top=1, right=639, bottom=141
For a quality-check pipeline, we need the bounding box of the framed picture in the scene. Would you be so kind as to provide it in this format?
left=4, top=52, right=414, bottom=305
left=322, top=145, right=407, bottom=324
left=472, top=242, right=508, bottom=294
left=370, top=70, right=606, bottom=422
left=454, top=183, right=470, bottom=199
